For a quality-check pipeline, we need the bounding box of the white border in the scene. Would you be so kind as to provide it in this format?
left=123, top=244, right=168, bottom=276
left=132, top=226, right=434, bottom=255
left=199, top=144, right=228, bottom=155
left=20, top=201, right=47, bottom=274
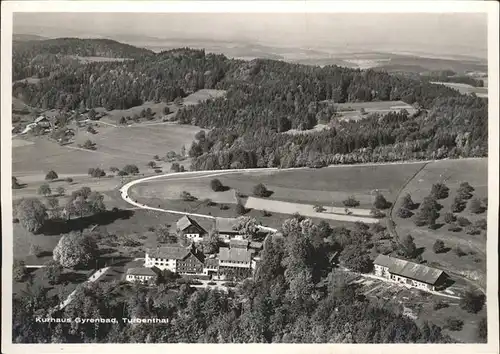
left=1, top=2, right=499, bottom=354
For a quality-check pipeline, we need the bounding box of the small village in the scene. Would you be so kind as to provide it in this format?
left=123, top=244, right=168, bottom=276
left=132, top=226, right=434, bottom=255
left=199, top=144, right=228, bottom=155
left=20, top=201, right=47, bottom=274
left=125, top=215, right=263, bottom=285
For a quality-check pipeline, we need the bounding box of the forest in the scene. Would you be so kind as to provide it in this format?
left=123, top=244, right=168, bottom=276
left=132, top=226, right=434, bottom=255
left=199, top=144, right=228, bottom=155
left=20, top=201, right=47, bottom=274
left=12, top=38, right=488, bottom=169
left=12, top=217, right=452, bottom=344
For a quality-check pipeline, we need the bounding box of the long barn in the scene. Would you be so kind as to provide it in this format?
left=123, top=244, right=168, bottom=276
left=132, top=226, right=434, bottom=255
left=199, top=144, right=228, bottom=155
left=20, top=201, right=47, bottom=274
left=373, top=254, right=448, bottom=291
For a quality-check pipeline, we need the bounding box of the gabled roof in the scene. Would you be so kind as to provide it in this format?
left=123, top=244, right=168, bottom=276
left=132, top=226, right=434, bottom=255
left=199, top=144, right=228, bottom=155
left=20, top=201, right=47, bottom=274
left=249, top=241, right=263, bottom=250
left=230, top=239, right=249, bottom=249
left=215, top=217, right=239, bottom=234
left=126, top=267, right=158, bottom=277
left=374, top=254, right=445, bottom=285
left=219, top=247, right=252, bottom=263
left=147, top=246, right=191, bottom=260
left=177, top=215, right=206, bottom=233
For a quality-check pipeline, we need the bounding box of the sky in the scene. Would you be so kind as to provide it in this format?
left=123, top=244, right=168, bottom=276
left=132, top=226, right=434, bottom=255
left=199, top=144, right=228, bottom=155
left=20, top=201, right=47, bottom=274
left=13, top=12, right=488, bottom=59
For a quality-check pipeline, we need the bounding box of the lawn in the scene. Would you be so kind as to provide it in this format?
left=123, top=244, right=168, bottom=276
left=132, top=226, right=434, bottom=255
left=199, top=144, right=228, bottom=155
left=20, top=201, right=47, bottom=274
left=218, top=163, right=425, bottom=208
left=391, top=158, right=488, bottom=289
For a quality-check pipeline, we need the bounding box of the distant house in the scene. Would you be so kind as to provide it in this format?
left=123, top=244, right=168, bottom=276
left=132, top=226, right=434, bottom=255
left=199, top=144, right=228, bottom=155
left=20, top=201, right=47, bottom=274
left=176, top=215, right=206, bottom=242
left=373, top=254, right=448, bottom=291
left=145, top=244, right=205, bottom=275
left=126, top=266, right=160, bottom=283
left=218, top=247, right=253, bottom=278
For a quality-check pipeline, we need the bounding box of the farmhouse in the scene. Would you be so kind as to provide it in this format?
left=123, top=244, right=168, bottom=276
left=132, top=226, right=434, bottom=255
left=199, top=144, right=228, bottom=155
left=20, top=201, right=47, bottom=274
left=176, top=215, right=206, bottom=242
left=145, top=244, right=205, bottom=275
left=373, top=254, right=448, bottom=291
left=125, top=266, right=160, bottom=283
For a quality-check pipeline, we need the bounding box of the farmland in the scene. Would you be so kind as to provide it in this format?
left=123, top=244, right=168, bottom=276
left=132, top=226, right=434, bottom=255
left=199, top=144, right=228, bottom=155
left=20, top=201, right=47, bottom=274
left=431, top=81, right=488, bottom=98
left=320, top=100, right=417, bottom=122
left=392, top=158, right=487, bottom=288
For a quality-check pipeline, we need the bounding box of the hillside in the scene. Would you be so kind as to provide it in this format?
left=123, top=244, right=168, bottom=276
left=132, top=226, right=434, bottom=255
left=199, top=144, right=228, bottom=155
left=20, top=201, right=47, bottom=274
left=11, top=38, right=488, bottom=171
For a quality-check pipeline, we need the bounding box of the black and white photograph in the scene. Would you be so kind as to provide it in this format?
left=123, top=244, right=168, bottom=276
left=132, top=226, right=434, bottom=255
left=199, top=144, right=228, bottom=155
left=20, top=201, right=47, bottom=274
left=1, top=1, right=498, bottom=353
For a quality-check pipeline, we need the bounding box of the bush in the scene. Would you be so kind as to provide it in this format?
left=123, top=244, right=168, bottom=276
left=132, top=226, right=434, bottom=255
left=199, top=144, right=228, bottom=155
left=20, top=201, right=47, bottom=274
left=65, top=177, right=73, bottom=183
left=12, top=176, right=22, bottom=189
left=343, top=196, right=360, bottom=208
left=465, top=225, right=481, bottom=235
left=457, top=217, right=471, bottom=227
left=475, top=218, right=487, bottom=231
left=38, top=184, right=51, bottom=196
left=401, top=194, right=416, bottom=210
left=262, top=210, right=271, bottom=217
left=454, top=246, right=466, bottom=257
left=45, top=170, right=58, bottom=181
left=171, top=163, right=181, bottom=172
left=109, top=166, right=119, bottom=173
left=433, top=300, right=449, bottom=310
left=314, top=205, right=326, bottom=212
left=13, top=260, right=27, bottom=282
left=451, top=196, right=466, bottom=213
left=30, top=244, right=43, bottom=257
left=433, top=239, right=446, bottom=253
left=373, top=193, right=391, bottom=209
left=443, top=212, right=456, bottom=224
left=477, top=317, right=487, bottom=341
left=117, top=170, right=128, bottom=176
left=210, top=179, right=224, bottom=192
left=431, top=183, right=449, bottom=199
left=147, top=161, right=157, bottom=169
left=235, top=203, right=246, bottom=215
left=468, top=198, right=484, bottom=214
left=396, top=207, right=413, bottom=218
left=445, top=317, right=464, bottom=331
left=370, top=208, right=385, bottom=218
left=88, top=167, right=106, bottom=178
left=122, top=164, right=139, bottom=175
left=448, top=224, right=462, bottom=232
left=460, top=289, right=486, bottom=313
left=253, top=183, right=269, bottom=197
left=180, top=191, right=196, bottom=201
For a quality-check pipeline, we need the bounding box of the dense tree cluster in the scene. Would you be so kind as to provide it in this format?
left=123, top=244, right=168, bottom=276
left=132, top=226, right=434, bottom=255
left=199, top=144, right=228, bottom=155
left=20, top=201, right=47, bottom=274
left=12, top=216, right=451, bottom=343
left=13, top=40, right=487, bottom=172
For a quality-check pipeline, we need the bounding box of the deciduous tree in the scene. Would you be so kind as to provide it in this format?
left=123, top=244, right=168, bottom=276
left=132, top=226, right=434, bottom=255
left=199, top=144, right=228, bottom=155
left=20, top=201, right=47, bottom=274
left=15, top=198, right=48, bottom=233
left=53, top=232, right=98, bottom=268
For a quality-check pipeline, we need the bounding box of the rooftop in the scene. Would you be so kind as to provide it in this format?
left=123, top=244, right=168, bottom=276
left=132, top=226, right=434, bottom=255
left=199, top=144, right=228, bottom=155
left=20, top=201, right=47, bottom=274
left=147, top=245, right=192, bottom=260
left=126, top=267, right=158, bottom=277
left=229, top=239, right=249, bottom=248
left=219, top=247, right=252, bottom=263
left=374, top=254, right=445, bottom=285
left=176, top=215, right=206, bottom=233
left=215, top=217, right=239, bottom=233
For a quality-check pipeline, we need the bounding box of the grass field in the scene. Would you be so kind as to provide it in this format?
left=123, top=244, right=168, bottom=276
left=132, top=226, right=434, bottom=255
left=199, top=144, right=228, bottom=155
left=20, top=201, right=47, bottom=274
left=430, top=82, right=488, bottom=98
left=12, top=122, right=197, bottom=175
left=392, top=158, right=487, bottom=288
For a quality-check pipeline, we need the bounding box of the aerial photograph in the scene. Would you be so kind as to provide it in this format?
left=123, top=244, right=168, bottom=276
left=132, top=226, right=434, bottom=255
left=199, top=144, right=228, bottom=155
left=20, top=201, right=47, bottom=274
left=4, top=8, right=494, bottom=348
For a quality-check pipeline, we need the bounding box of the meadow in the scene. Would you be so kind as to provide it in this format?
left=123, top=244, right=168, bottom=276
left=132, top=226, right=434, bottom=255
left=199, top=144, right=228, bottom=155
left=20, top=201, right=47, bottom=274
left=392, top=158, right=488, bottom=288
